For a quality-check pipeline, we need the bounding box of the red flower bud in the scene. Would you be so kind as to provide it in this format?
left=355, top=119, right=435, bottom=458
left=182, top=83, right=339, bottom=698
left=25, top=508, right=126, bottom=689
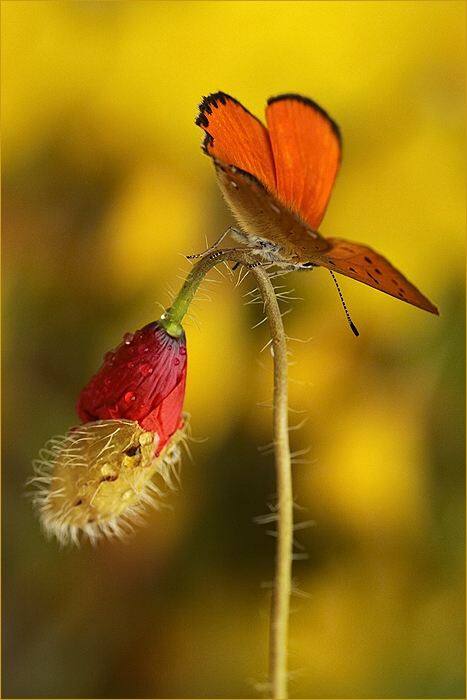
left=77, top=321, right=187, bottom=453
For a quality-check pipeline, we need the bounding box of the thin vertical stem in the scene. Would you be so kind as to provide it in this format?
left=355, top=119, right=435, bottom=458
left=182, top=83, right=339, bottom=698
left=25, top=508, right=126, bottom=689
left=250, top=265, right=292, bottom=699
left=164, top=251, right=293, bottom=697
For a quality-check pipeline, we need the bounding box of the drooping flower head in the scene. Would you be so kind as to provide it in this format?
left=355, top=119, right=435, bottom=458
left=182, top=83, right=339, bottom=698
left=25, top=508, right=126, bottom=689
left=29, top=320, right=188, bottom=546
left=77, top=321, right=187, bottom=453
left=29, top=236, right=220, bottom=547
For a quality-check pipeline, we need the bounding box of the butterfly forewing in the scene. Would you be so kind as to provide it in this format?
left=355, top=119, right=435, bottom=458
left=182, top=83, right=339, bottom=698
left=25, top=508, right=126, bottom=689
left=315, top=238, right=439, bottom=314
left=266, top=95, right=341, bottom=230
left=196, top=92, right=277, bottom=194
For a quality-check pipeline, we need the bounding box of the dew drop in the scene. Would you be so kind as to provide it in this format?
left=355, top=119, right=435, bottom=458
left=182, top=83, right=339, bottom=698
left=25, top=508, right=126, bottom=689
left=139, top=363, right=154, bottom=377
left=138, top=344, right=149, bottom=354
left=124, top=333, right=133, bottom=345
left=127, top=361, right=135, bottom=369
left=173, top=357, right=180, bottom=366
left=105, top=350, right=116, bottom=364
left=124, top=391, right=136, bottom=403
left=180, top=347, right=186, bottom=356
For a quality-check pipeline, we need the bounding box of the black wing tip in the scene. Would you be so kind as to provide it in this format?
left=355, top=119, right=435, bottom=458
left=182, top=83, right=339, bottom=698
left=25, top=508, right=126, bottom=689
left=195, top=93, right=227, bottom=153
left=196, top=92, right=230, bottom=124
left=195, top=92, right=243, bottom=154
left=267, top=93, right=341, bottom=142
left=196, top=91, right=269, bottom=156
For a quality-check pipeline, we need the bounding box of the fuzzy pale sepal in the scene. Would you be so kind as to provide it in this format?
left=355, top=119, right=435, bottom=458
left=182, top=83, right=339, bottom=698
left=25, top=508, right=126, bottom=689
left=28, top=417, right=188, bottom=547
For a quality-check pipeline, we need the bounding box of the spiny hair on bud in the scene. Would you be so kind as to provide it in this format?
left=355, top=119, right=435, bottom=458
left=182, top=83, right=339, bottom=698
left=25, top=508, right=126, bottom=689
left=27, top=417, right=189, bottom=547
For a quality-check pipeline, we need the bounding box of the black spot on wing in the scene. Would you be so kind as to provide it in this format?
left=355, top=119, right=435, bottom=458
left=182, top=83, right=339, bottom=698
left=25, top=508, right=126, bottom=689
left=196, top=113, right=209, bottom=128
left=366, top=271, right=380, bottom=285
left=199, top=131, right=212, bottom=155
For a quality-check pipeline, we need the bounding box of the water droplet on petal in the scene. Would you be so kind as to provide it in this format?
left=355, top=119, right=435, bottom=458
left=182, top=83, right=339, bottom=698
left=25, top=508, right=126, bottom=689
left=124, top=333, right=133, bottom=345
left=138, top=344, right=149, bottom=354
left=124, top=391, right=136, bottom=403
left=105, top=350, right=116, bottom=364
left=180, top=347, right=186, bottom=356
left=139, top=363, right=154, bottom=377
left=127, top=361, right=135, bottom=369
left=173, top=358, right=180, bottom=366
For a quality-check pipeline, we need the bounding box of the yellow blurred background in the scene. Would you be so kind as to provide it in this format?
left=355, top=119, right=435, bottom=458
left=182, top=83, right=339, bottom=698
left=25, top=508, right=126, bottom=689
left=2, top=2, right=465, bottom=697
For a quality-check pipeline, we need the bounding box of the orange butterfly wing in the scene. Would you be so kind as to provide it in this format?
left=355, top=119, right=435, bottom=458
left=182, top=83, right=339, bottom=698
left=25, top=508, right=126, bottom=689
left=196, top=92, right=276, bottom=194
left=313, top=238, right=439, bottom=314
left=266, top=95, right=341, bottom=230
left=197, top=92, right=331, bottom=255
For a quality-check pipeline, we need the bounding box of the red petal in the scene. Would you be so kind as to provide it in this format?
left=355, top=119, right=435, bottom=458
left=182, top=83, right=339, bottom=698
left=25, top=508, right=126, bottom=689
left=77, top=321, right=187, bottom=447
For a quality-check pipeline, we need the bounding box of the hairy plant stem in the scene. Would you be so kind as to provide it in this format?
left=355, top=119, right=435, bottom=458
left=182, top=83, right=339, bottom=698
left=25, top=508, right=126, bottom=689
left=250, top=264, right=292, bottom=700
left=162, top=251, right=293, bottom=698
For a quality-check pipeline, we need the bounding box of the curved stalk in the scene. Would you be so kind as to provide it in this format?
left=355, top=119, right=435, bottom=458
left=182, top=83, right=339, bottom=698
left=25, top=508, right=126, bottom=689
left=163, top=251, right=292, bottom=698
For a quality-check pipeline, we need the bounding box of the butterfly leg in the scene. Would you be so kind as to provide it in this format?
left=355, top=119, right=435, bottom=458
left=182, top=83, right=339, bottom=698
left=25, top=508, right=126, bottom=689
left=186, top=227, right=245, bottom=259
left=202, top=247, right=263, bottom=268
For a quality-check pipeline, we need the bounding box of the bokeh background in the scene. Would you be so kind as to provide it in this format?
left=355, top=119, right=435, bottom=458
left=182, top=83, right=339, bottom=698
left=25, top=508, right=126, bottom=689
left=2, top=2, right=465, bottom=698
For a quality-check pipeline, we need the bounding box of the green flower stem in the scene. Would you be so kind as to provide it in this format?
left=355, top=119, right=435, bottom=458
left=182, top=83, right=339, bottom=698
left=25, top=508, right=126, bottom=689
left=160, top=253, right=225, bottom=336
left=163, top=250, right=293, bottom=698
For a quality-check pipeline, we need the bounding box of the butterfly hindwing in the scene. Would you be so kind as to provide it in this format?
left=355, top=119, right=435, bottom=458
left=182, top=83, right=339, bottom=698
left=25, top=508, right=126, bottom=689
left=315, top=238, right=439, bottom=314
left=213, top=161, right=331, bottom=258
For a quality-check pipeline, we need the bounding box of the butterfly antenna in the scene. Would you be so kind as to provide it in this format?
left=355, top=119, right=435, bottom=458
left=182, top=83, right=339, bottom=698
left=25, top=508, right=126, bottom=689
left=329, top=271, right=359, bottom=337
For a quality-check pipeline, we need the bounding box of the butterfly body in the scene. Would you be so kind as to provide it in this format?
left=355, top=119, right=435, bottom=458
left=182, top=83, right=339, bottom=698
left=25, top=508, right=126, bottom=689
left=196, top=92, right=438, bottom=315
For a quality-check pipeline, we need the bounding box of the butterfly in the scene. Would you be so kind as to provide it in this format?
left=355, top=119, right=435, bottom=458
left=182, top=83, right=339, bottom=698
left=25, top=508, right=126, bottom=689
left=196, top=92, right=438, bottom=316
